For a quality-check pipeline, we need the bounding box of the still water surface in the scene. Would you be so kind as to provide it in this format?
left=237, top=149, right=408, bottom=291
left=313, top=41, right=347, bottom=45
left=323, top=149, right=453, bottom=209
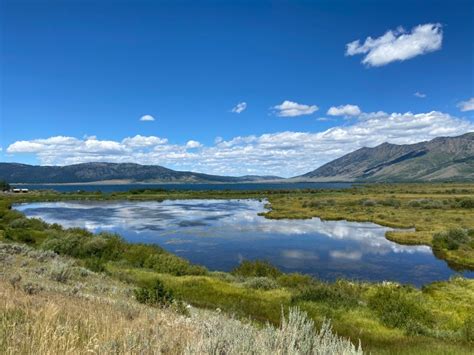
left=16, top=182, right=352, bottom=192
left=15, top=199, right=473, bottom=286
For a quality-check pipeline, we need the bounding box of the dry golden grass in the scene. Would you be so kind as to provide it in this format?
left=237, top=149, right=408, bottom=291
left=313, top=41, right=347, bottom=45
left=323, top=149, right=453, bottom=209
left=0, top=283, right=197, bottom=354
left=0, top=242, right=362, bottom=354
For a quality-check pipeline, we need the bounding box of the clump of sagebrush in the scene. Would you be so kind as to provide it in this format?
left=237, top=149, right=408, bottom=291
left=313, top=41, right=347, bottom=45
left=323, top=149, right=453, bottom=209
left=185, top=307, right=362, bottom=354
left=360, top=199, right=377, bottom=207
left=231, top=260, right=282, bottom=279
left=302, top=199, right=336, bottom=208
left=407, top=199, right=444, bottom=209
left=242, top=277, right=278, bottom=290
left=48, top=259, right=73, bottom=283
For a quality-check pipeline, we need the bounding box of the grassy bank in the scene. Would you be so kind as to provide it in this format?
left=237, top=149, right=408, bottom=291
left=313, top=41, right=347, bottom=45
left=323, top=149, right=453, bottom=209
left=1, top=183, right=474, bottom=353
left=0, top=242, right=360, bottom=354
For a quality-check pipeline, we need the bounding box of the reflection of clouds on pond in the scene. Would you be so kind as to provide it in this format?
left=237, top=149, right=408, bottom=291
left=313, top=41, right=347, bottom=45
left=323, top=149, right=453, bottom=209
left=16, top=199, right=470, bottom=286
left=281, top=249, right=319, bottom=260
left=330, top=250, right=362, bottom=261
left=16, top=199, right=430, bottom=259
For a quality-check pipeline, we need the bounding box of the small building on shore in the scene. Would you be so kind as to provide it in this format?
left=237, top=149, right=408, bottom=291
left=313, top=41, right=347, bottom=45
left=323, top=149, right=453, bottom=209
left=11, top=188, right=29, bottom=193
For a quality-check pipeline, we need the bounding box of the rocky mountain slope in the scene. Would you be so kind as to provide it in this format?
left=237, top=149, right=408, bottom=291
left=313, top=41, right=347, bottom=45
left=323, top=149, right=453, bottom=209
left=299, top=132, right=474, bottom=182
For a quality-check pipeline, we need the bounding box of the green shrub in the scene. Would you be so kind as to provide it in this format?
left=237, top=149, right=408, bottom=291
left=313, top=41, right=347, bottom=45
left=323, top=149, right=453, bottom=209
left=5, top=228, right=48, bottom=245
left=231, top=260, right=282, bottom=279
left=408, top=199, right=443, bottom=209
left=277, top=273, right=314, bottom=290
left=368, top=286, right=433, bottom=335
left=242, top=277, right=278, bottom=290
left=433, top=228, right=470, bottom=251
left=0, top=180, right=10, bottom=191
left=458, top=198, right=474, bottom=209
left=83, top=258, right=106, bottom=273
left=292, top=280, right=361, bottom=308
left=462, top=315, right=474, bottom=342
left=143, top=252, right=207, bottom=276
left=134, top=279, right=174, bottom=307
left=379, top=198, right=401, bottom=208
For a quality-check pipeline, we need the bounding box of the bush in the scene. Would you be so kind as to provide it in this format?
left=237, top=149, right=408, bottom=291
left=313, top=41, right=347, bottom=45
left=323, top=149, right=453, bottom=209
left=49, top=260, right=72, bottom=283
left=408, top=199, right=443, bottom=209
left=379, top=198, right=401, bottom=208
left=40, top=229, right=206, bottom=276
left=242, top=277, right=278, bottom=290
left=5, top=228, right=48, bottom=245
left=277, top=273, right=314, bottom=290
left=368, top=286, right=433, bottom=335
left=134, top=279, right=174, bottom=307
left=433, top=228, right=470, bottom=251
left=231, top=260, right=282, bottom=279
left=83, top=258, right=106, bottom=273
left=458, top=198, right=474, bottom=209
left=361, top=199, right=377, bottom=207
left=462, top=315, right=474, bottom=342
left=292, top=281, right=361, bottom=308
left=9, top=217, right=48, bottom=231
left=0, top=179, right=10, bottom=191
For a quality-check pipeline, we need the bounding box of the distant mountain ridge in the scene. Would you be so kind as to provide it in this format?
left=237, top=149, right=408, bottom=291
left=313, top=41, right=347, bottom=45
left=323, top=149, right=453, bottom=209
left=2, top=133, right=473, bottom=184
left=299, top=132, right=474, bottom=182
left=0, top=162, right=282, bottom=184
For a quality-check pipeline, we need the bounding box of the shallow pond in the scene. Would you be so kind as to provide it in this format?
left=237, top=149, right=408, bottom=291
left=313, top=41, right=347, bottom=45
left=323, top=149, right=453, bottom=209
left=15, top=199, right=473, bottom=286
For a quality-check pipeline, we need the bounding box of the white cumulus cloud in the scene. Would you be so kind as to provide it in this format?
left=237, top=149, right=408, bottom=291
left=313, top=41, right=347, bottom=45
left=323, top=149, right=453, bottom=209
left=139, top=114, right=155, bottom=122
left=273, top=100, right=318, bottom=117
left=414, top=92, right=427, bottom=98
left=231, top=102, right=247, bottom=113
left=457, top=97, right=474, bottom=112
left=185, top=140, right=202, bottom=149
left=346, top=23, right=443, bottom=67
left=327, top=104, right=361, bottom=117
left=7, top=111, right=473, bottom=177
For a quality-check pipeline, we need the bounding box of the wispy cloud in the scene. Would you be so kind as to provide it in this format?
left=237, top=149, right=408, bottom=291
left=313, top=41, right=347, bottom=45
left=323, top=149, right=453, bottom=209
left=414, top=92, right=427, bottom=98
left=457, top=97, right=474, bottom=112
left=346, top=23, right=443, bottom=67
left=231, top=102, right=247, bottom=113
left=327, top=104, right=361, bottom=117
left=273, top=100, right=318, bottom=117
left=7, top=111, right=473, bottom=177
left=139, top=114, right=155, bottom=122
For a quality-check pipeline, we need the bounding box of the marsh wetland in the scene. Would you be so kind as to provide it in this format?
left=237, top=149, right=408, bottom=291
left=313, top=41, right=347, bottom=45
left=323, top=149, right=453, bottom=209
left=2, top=183, right=474, bottom=354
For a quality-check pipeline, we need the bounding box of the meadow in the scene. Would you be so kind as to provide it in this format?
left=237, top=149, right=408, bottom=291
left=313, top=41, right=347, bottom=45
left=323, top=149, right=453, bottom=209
left=1, top=183, right=473, bottom=354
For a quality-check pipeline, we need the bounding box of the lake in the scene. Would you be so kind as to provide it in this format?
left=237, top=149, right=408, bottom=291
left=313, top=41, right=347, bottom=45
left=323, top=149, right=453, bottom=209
left=14, top=181, right=352, bottom=193
left=15, top=199, right=472, bottom=286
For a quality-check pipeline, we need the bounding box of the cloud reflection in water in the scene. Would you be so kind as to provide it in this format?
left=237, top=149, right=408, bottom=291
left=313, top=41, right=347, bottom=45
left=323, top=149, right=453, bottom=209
left=15, top=199, right=467, bottom=286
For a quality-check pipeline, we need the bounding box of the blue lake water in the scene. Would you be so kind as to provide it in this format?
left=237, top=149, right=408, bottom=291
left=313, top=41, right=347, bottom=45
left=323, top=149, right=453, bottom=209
left=15, top=182, right=352, bottom=193
left=15, top=199, right=473, bottom=286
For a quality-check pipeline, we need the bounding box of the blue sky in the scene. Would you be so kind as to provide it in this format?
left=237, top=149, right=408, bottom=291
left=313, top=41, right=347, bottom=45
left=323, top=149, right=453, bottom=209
left=1, top=0, right=473, bottom=176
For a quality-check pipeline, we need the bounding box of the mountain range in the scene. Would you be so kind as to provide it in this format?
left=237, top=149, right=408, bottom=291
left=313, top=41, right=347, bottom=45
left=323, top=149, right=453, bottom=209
left=1, top=133, right=473, bottom=184
left=0, top=162, right=282, bottom=184
left=299, top=132, right=474, bottom=182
